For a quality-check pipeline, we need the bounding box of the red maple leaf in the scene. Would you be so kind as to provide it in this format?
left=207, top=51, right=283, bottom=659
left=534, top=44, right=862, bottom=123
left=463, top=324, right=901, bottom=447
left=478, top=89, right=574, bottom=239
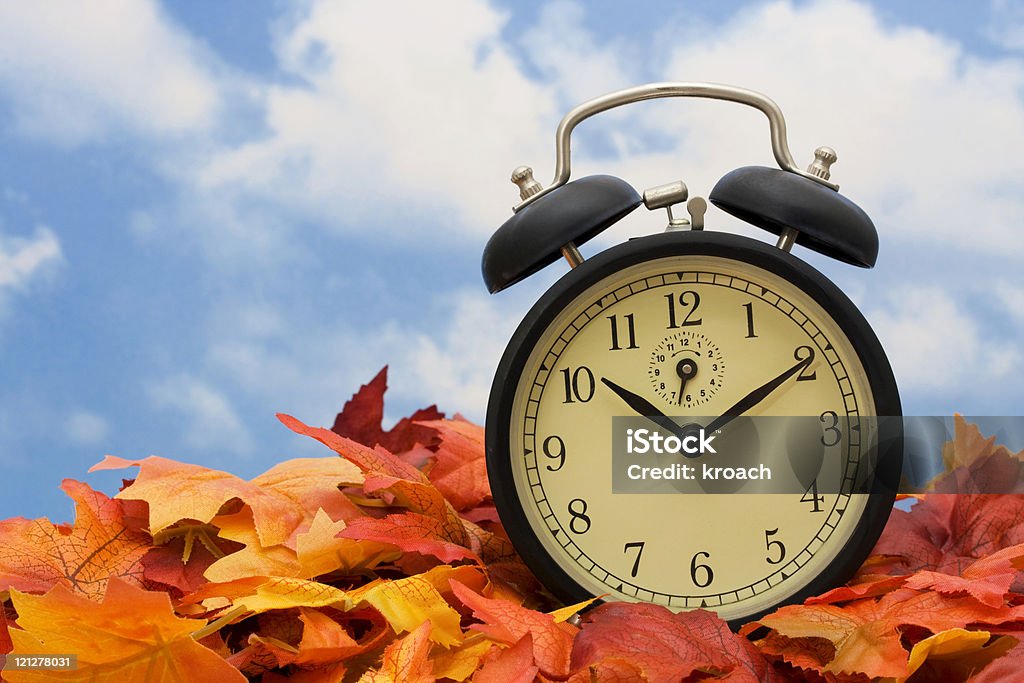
left=573, top=602, right=775, bottom=682
left=331, top=367, right=443, bottom=453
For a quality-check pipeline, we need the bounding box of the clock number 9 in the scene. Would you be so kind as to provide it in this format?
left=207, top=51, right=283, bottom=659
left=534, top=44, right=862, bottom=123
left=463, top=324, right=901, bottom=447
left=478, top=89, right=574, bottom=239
left=560, top=367, right=595, bottom=403
left=665, top=291, right=702, bottom=328
left=690, top=551, right=714, bottom=588
left=542, top=435, right=566, bottom=471
left=567, top=498, right=591, bottom=534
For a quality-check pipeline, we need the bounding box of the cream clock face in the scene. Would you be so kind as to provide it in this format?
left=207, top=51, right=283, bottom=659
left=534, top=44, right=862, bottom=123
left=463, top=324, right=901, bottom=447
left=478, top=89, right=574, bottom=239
left=504, top=254, right=879, bottom=622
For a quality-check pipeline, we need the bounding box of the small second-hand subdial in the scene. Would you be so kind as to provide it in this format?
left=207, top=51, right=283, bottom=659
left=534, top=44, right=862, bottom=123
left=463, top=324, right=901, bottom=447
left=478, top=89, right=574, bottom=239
left=647, top=330, right=725, bottom=408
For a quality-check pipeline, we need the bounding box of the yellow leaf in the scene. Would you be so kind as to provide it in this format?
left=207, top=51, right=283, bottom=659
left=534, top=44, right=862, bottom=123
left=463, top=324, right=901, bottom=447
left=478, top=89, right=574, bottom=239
left=295, top=509, right=399, bottom=578
left=7, top=579, right=244, bottom=683
left=347, top=565, right=483, bottom=647
left=550, top=598, right=596, bottom=623
left=430, top=637, right=493, bottom=681
left=204, top=509, right=301, bottom=582
left=185, top=575, right=349, bottom=617
left=897, top=628, right=1015, bottom=682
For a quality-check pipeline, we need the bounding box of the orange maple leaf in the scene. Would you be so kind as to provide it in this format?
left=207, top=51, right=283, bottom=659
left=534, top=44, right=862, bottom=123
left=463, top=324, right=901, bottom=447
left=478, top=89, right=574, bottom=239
left=340, top=511, right=477, bottom=564
left=357, top=619, right=434, bottom=683
left=279, top=413, right=469, bottom=546
left=0, top=479, right=150, bottom=600
left=203, top=508, right=305, bottom=582
left=746, top=589, right=1024, bottom=678
left=248, top=456, right=365, bottom=526
left=277, top=413, right=425, bottom=482
left=571, top=603, right=774, bottom=682
left=6, top=578, right=244, bottom=682
left=904, top=542, right=1024, bottom=607
left=90, top=455, right=303, bottom=547
left=419, top=418, right=491, bottom=511
left=472, top=633, right=538, bottom=683
left=450, top=579, right=578, bottom=678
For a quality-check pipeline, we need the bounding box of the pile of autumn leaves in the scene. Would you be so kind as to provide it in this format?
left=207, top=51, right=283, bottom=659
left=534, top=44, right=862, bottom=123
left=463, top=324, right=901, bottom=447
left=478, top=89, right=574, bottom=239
left=2, top=371, right=1024, bottom=681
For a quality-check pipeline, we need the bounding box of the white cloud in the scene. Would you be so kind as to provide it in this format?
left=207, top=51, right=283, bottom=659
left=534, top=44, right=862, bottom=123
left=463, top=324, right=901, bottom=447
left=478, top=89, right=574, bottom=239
left=172, top=0, right=1024, bottom=419
left=0, top=225, right=62, bottom=290
left=67, top=410, right=110, bottom=446
left=398, top=291, right=521, bottom=419
left=655, top=0, right=1024, bottom=255
left=997, top=282, right=1024, bottom=324
left=195, top=286, right=535, bottom=427
left=0, top=1, right=221, bottom=144
left=869, top=287, right=1021, bottom=392
left=194, top=0, right=557, bottom=240
left=519, top=1, right=636, bottom=102
left=987, top=0, right=1024, bottom=50
left=148, top=374, right=254, bottom=455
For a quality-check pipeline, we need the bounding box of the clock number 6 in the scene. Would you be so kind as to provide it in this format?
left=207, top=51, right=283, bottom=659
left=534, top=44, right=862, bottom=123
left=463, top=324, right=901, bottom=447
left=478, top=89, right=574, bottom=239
left=690, top=551, right=714, bottom=588
left=665, top=291, right=702, bottom=328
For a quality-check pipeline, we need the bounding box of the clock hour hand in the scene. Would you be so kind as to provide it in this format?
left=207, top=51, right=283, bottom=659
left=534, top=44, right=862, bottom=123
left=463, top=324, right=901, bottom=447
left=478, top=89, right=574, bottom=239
left=601, top=377, right=687, bottom=438
left=705, top=355, right=813, bottom=434
left=676, top=357, right=698, bottom=406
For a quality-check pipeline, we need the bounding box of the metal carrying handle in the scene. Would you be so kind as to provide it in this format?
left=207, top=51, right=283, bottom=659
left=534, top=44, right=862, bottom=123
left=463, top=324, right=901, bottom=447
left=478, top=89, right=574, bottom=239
left=514, top=81, right=836, bottom=212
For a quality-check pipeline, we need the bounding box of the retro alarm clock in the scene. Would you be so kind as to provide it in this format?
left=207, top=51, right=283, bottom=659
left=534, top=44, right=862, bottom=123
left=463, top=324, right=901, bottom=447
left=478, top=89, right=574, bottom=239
left=481, top=83, right=902, bottom=625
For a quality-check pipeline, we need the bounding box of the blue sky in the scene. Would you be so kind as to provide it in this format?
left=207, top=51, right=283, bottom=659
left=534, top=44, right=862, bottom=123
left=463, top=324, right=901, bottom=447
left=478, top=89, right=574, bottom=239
left=0, top=0, right=1022, bottom=521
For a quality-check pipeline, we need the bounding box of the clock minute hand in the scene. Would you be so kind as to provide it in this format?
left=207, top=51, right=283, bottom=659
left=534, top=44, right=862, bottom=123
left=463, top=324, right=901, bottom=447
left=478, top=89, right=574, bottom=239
left=705, top=356, right=812, bottom=434
left=600, top=377, right=686, bottom=439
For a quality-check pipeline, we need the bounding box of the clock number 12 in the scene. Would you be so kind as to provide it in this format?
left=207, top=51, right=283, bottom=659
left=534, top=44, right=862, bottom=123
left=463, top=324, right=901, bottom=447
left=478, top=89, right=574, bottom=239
left=665, top=291, right=702, bottom=328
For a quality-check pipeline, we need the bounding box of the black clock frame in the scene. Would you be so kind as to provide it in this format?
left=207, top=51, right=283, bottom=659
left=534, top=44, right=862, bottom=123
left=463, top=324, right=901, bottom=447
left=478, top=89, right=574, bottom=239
left=485, top=229, right=903, bottom=628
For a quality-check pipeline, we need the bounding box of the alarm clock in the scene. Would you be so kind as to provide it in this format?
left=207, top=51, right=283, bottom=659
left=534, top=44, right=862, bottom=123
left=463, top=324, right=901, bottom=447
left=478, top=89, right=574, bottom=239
left=481, top=83, right=902, bottom=625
